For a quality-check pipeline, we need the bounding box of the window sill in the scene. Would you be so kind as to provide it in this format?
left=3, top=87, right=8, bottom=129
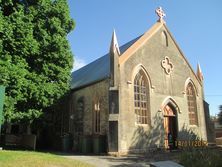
left=135, top=123, right=150, bottom=127
left=189, top=124, right=199, bottom=128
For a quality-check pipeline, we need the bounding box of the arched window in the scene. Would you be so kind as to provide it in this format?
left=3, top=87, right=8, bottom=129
left=134, top=70, right=150, bottom=125
left=75, top=97, right=84, bottom=135
left=93, top=100, right=101, bottom=134
left=161, top=31, right=168, bottom=47
left=186, top=83, right=198, bottom=125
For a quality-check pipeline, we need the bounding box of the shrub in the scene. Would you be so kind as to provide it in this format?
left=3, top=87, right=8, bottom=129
left=179, top=148, right=222, bottom=167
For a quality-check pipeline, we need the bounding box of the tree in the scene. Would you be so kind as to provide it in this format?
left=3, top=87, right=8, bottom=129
left=218, top=105, right=222, bottom=124
left=0, top=0, right=75, bottom=125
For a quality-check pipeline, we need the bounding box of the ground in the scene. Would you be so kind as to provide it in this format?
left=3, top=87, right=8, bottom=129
left=63, top=147, right=222, bottom=167
left=1, top=147, right=222, bottom=167
left=62, top=150, right=180, bottom=167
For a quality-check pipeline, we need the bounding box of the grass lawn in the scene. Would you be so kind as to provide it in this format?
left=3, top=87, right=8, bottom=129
left=0, top=150, right=94, bottom=167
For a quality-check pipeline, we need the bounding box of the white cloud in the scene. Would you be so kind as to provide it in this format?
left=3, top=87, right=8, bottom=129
left=72, top=57, right=86, bottom=72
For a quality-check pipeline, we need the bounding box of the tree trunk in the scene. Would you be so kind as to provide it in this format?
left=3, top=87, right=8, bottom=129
left=27, top=124, right=31, bottom=134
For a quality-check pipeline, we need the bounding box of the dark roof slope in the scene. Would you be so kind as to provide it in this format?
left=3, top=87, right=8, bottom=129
left=71, top=35, right=142, bottom=90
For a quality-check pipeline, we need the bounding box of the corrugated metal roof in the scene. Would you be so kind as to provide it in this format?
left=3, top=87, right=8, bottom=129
left=71, top=35, right=142, bottom=90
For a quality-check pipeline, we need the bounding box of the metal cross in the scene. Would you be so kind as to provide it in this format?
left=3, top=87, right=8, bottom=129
left=155, top=7, right=166, bottom=23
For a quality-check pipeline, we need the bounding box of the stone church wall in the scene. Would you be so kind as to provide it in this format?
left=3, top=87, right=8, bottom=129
left=118, top=26, right=207, bottom=153
left=70, top=80, right=109, bottom=136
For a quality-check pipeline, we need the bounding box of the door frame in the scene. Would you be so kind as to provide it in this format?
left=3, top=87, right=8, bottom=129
left=161, top=97, right=180, bottom=149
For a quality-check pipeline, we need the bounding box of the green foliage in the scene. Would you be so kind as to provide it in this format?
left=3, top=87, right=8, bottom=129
left=180, top=149, right=222, bottom=167
left=0, top=0, right=75, bottom=123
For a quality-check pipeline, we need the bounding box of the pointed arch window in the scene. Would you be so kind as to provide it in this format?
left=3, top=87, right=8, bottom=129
left=75, top=97, right=84, bottom=135
left=93, top=100, right=101, bottom=133
left=134, top=70, right=150, bottom=125
left=161, top=31, right=168, bottom=47
left=186, top=83, right=198, bottom=125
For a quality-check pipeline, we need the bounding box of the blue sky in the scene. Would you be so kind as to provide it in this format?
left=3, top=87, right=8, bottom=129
left=67, top=0, right=222, bottom=116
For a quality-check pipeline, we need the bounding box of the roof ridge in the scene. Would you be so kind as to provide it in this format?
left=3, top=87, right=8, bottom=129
left=119, top=22, right=163, bottom=64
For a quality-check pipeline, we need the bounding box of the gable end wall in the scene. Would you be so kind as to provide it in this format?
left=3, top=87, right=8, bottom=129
left=118, top=26, right=207, bottom=153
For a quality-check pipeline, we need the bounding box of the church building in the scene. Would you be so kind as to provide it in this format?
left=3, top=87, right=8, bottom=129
left=67, top=7, right=210, bottom=154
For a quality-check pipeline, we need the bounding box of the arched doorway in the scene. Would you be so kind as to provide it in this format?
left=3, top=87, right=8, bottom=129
left=163, top=103, right=178, bottom=149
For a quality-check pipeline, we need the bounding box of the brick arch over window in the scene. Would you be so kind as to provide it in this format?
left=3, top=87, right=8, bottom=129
left=184, top=78, right=198, bottom=96
left=133, top=69, right=151, bottom=125
left=186, top=82, right=198, bottom=125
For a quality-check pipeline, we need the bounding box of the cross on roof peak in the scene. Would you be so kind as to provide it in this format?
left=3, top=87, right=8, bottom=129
left=155, top=7, right=166, bottom=23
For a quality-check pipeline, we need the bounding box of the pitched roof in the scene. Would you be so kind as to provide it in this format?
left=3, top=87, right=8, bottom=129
left=71, top=21, right=202, bottom=90
left=118, top=22, right=202, bottom=86
left=119, top=22, right=163, bottom=64
left=71, top=35, right=141, bottom=90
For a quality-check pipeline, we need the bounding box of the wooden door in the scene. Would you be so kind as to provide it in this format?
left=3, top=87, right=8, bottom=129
left=109, top=121, right=118, bottom=152
left=163, top=104, right=177, bottom=149
left=164, top=116, right=170, bottom=148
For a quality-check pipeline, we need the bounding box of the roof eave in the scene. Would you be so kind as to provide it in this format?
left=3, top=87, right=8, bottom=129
left=119, top=22, right=163, bottom=65
left=71, top=76, right=110, bottom=91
